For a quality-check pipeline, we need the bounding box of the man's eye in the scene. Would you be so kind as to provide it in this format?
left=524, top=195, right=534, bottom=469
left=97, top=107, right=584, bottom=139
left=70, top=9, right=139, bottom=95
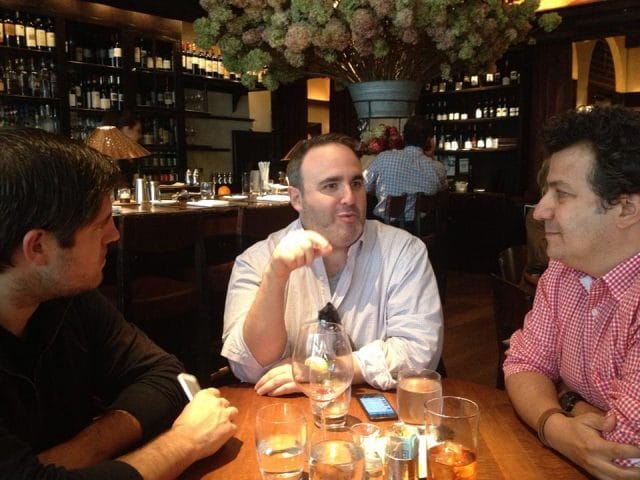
left=352, top=179, right=364, bottom=189
left=323, top=183, right=338, bottom=191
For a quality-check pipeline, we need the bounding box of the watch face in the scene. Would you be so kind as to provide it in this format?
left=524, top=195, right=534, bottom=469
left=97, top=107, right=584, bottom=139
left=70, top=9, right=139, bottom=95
left=561, top=391, right=583, bottom=412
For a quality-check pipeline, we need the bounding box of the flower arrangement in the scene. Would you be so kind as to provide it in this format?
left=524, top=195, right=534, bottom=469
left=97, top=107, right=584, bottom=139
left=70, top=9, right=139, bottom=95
left=360, top=124, right=403, bottom=154
left=194, top=0, right=560, bottom=91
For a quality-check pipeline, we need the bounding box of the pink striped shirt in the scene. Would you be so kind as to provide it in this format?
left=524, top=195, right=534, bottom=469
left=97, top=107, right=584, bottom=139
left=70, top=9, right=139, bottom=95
left=504, top=253, right=640, bottom=459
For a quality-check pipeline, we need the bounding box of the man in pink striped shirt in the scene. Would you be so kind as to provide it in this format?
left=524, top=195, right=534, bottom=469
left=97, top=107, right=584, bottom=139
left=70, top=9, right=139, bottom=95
left=504, top=106, right=640, bottom=479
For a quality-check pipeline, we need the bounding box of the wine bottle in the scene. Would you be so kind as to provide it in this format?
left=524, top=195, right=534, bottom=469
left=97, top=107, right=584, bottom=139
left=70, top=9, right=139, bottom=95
left=4, top=12, right=15, bottom=47
left=35, top=17, right=46, bottom=50
left=25, top=14, right=37, bottom=49
left=45, top=17, right=55, bottom=51
left=14, top=11, right=25, bottom=48
left=134, top=37, right=142, bottom=68
left=112, top=34, right=122, bottom=67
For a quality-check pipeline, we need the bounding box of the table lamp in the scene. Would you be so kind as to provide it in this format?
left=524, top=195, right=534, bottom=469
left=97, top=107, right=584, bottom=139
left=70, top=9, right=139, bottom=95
left=86, top=125, right=150, bottom=160
left=281, top=139, right=307, bottom=162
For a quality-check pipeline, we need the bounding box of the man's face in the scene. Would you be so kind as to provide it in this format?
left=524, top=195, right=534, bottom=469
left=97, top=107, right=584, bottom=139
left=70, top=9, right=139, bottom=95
left=533, top=143, right=617, bottom=275
left=289, top=143, right=366, bottom=249
left=39, top=196, right=120, bottom=297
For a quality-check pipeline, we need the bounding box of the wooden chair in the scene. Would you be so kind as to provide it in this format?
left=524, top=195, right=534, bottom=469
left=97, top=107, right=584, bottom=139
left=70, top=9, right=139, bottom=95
left=497, top=244, right=528, bottom=284
left=490, top=273, right=533, bottom=389
left=100, top=211, right=206, bottom=377
left=382, top=194, right=407, bottom=228
left=415, top=190, right=449, bottom=302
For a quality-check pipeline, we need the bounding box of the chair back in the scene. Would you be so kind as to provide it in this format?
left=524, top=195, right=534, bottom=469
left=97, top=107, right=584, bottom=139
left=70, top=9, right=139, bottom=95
left=490, top=273, right=533, bottom=388
left=415, top=190, right=449, bottom=238
left=238, top=203, right=298, bottom=249
left=497, top=245, right=528, bottom=284
left=114, top=212, right=205, bottom=320
left=382, top=194, right=407, bottom=227
left=415, top=190, right=449, bottom=302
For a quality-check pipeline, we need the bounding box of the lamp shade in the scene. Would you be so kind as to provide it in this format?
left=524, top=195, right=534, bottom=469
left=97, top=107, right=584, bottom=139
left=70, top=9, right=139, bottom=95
left=281, top=139, right=307, bottom=161
left=86, top=126, right=150, bottom=160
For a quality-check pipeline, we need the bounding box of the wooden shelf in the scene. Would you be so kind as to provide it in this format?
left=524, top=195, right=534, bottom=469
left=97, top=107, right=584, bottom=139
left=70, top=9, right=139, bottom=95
left=184, top=110, right=253, bottom=122
left=436, top=146, right=518, bottom=155
left=1, top=93, right=61, bottom=103
left=434, top=116, right=518, bottom=125
left=66, top=60, right=123, bottom=72
left=0, top=45, right=55, bottom=56
left=425, top=84, right=519, bottom=95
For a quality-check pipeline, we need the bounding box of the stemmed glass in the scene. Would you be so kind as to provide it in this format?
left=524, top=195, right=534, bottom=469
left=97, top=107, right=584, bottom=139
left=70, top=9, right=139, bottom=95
left=291, top=320, right=354, bottom=436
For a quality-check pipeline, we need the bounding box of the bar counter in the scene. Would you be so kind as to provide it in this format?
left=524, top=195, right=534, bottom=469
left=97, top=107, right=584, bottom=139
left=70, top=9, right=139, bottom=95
left=181, top=379, right=589, bottom=480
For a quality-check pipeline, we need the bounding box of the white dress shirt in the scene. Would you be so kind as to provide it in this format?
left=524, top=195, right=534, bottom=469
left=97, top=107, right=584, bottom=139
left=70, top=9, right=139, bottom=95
left=221, top=219, right=443, bottom=390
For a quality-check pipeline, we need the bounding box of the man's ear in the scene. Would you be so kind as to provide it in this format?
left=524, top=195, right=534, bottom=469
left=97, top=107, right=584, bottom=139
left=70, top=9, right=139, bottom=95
left=617, top=193, right=640, bottom=229
left=288, top=185, right=303, bottom=213
left=21, top=229, right=51, bottom=266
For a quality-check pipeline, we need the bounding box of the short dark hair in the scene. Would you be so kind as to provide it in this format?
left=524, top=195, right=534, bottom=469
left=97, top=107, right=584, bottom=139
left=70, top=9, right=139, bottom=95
left=0, top=128, right=119, bottom=272
left=403, top=115, right=433, bottom=147
left=286, top=133, right=359, bottom=190
left=543, top=106, right=640, bottom=209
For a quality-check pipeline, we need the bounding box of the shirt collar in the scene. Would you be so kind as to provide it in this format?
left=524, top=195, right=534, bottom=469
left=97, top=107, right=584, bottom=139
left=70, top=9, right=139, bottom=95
left=575, top=251, right=640, bottom=300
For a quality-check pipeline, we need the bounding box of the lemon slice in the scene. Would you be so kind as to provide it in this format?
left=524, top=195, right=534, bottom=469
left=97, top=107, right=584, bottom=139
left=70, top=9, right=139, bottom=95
left=305, top=355, right=329, bottom=375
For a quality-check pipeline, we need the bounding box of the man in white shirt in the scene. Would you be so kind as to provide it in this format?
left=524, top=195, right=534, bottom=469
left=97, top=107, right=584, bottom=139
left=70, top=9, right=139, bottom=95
left=222, top=133, right=443, bottom=395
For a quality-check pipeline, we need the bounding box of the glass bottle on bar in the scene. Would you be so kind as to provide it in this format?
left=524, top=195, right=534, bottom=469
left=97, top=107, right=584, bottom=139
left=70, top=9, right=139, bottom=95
left=45, top=17, right=55, bottom=52
left=25, top=14, right=36, bottom=49
left=4, top=12, right=15, bottom=47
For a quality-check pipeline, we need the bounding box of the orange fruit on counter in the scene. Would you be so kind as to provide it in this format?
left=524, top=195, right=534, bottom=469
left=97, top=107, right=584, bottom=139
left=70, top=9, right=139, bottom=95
left=217, top=185, right=231, bottom=195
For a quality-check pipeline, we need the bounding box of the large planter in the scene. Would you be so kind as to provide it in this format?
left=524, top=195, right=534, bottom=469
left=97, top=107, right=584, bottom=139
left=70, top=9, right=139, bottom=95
left=348, top=80, right=421, bottom=119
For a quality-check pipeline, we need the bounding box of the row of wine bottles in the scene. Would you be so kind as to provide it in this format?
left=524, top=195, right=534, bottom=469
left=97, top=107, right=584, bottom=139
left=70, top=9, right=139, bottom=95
left=0, top=102, right=59, bottom=132
left=0, top=56, right=56, bottom=97
left=68, top=74, right=123, bottom=110
left=424, top=96, right=520, bottom=122
left=180, top=42, right=241, bottom=80
left=1, top=9, right=56, bottom=50
left=426, top=62, right=520, bottom=93
left=435, top=124, right=507, bottom=151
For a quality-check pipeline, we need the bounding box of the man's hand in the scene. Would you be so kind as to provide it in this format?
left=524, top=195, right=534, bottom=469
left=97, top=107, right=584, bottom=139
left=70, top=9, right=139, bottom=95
left=171, top=388, right=238, bottom=459
left=255, top=362, right=299, bottom=396
left=546, top=412, right=640, bottom=480
left=267, top=230, right=332, bottom=281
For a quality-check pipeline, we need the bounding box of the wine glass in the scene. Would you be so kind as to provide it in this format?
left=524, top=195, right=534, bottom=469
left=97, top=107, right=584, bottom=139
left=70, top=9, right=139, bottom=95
left=291, top=320, right=353, bottom=436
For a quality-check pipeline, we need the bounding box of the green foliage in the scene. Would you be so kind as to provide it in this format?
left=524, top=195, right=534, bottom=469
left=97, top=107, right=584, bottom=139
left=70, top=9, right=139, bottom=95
left=196, top=0, right=561, bottom=90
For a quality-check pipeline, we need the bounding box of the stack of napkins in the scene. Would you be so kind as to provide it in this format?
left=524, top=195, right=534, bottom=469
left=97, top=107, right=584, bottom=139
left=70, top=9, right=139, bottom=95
left=187, top=199, right=230, bottom=207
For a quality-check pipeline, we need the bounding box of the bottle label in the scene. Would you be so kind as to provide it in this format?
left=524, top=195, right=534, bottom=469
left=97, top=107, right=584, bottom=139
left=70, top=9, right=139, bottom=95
left=36, top=29, right=46, bottom=47
left=162, top=59, right=171, bottom=70
left=26, top=26, right=36, bottom=47
left=113, top=47, right=122, bottom=58
left=146, top=56, right=154, bottom=69
left=134, top=47, right=141, bottom=64
left=46, top=31, right=55, bottom=48
left=15, top=24, right=25, bottom=37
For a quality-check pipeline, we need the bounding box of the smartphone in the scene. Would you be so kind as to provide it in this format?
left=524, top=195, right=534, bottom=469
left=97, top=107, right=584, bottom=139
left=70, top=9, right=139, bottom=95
left=177, top=373, right=201, bottom=401
left=357, top=393, right=398, bottom=421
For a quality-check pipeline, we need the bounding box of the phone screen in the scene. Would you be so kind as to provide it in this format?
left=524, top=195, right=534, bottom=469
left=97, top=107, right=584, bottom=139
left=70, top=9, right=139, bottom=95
left=177, top=373, right=201, bottom=401
left=357, top=393, right=398, bottom=421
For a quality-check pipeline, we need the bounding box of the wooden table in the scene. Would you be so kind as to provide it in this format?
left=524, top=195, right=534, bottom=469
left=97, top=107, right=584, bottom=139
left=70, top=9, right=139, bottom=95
left=181, top=379, right=589, bottom=479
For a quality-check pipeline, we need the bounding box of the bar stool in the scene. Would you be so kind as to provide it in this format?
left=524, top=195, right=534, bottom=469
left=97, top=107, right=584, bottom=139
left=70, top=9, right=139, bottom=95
left=382, top=194, right=407, bottom=228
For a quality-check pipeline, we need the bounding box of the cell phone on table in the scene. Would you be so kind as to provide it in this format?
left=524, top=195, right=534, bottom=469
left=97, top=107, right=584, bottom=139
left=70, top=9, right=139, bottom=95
left=357, top=393, right=398, bottom=421
left=177, top=373, right=201, bottom=401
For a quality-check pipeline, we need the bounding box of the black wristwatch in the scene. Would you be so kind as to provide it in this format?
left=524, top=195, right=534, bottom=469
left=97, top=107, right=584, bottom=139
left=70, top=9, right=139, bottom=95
left=560, top=391, right=584, bottom=413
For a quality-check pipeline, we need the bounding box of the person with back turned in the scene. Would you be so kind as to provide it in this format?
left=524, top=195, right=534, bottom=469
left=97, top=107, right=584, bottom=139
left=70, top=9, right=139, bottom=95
left=364, top=115, right=447, bottom=227
left=504, top=106, right=640, bottom=479
left=0, top=128, right=237, bottom=480
left=222, top=133, right=443, bottom=395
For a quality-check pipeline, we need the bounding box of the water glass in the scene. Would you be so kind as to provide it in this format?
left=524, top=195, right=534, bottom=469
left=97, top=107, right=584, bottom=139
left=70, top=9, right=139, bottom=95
left=255, top=403, right=307, bottom=480
left=250, top=169, right=261, bottom=195
left=242, top=171, right=251, bottom=195
left=351, top=423, right=383, bottom=479
left=396, top=367, right=442, bottom=426
left=311, top=385, right=351, bottom=429
left=200, top=181, right=213, bottom=200
left=425, top=396, right=479, bottom=480
left=384, top=423, right=419, bottom=480
left=309, top=426, right=364, bottom=480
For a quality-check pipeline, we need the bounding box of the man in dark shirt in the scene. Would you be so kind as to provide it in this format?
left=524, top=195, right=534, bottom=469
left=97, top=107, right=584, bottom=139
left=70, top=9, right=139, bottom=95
left=0, top=128, right=237, bottom=480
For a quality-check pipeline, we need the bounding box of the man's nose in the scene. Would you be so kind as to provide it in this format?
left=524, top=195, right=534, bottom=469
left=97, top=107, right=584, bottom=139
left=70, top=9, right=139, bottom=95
left=533, top=194, right=551, bottom=221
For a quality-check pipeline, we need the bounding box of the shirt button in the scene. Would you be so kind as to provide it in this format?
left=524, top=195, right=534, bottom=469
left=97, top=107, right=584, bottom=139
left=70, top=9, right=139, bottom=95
left=591, top=308, right=598, bottom=317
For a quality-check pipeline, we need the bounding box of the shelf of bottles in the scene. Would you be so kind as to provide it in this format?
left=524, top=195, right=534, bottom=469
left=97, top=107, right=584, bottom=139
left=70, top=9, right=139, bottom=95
left=0, top=8, right=60, bottom=132
left=132, top=37, right=176, bottom=112
left=423, top=62, right=522, bottom=157
left=64, top=21, right=124, bottom=139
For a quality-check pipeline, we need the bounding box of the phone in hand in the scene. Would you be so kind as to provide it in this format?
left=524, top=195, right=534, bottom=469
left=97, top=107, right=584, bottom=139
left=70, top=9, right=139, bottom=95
left=177, top=373, right=201, bottom=401
left=357, top=393, right=398, bottom=421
